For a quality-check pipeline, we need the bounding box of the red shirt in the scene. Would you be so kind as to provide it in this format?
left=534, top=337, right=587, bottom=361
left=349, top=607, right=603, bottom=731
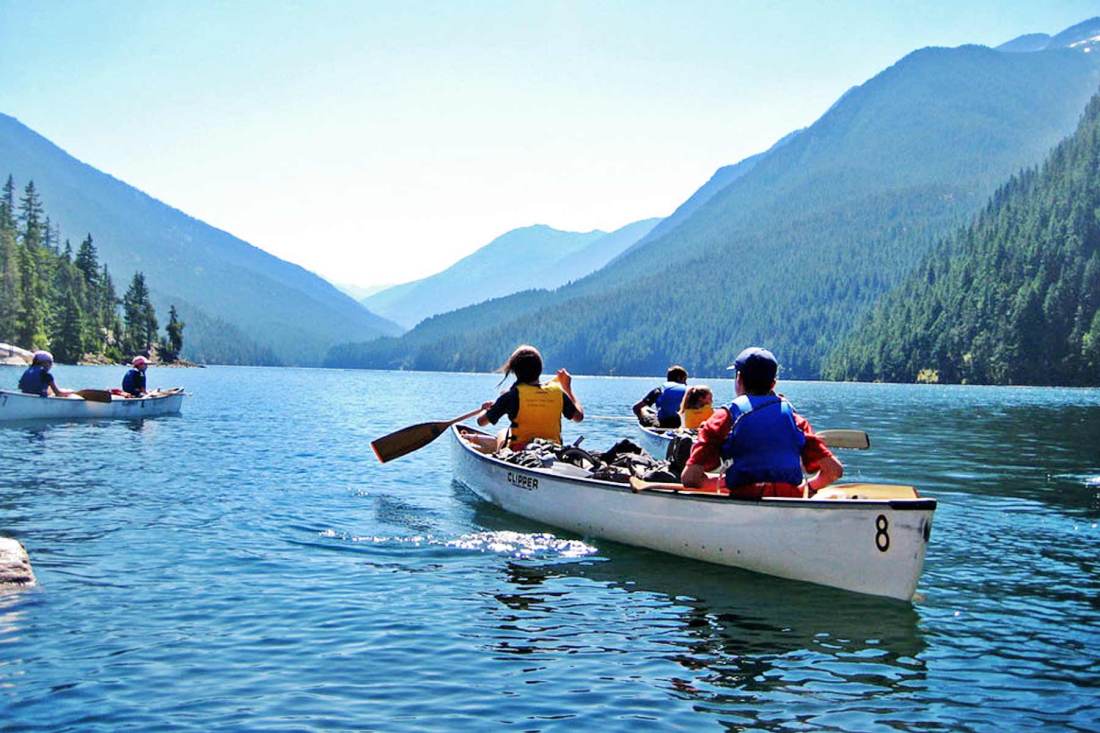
left=686, top=403, right=835, bottom=476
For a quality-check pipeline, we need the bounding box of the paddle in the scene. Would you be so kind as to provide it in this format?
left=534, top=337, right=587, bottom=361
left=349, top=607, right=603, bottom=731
left=371, top=407, right=485, bottom=463
left=75, top=389, right=112, bottom=403
left=816, top=429, right=870, bottom=450
left=629, top=475, right=918, bottom=499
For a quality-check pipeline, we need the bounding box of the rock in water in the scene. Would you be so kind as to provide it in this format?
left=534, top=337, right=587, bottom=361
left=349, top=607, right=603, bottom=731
left=0, top=538, right=35, bottom=587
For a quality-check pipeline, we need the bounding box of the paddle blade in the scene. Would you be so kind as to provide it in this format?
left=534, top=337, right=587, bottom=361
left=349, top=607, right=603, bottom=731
left=371, top=421, right=448, bottom=463
left=815, top=484, right=918, bottom=500
left=818, top=429, right=870, bottom=450
left=75, top=389, right=112, bottom=403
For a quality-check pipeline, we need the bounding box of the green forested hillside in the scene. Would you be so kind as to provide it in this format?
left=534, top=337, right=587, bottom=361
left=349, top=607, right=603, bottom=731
left=0, top=176, right=198, bottom=363
left=0, top=114, right=400, bottom=365
left=824, top=95, right=1100, bottom=386
left=327, top=39, right=1100, bottom=377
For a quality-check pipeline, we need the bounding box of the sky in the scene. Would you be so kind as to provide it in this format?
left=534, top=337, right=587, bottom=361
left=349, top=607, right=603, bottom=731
left=2, top=1, right=1098, bottom=291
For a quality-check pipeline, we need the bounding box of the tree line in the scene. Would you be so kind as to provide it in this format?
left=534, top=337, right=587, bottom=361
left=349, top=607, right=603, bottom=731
left=0, top=175, right=184, bottom=364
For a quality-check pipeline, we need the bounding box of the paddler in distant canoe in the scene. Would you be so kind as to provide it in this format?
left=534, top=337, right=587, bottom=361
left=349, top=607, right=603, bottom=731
left=471, top=344, right=584, bottom=453
left=17, top=351, right=72, bottom=397
left=121, top=356, right=150, bottom=397
left=633, top=365, right=689, bottom=428
left=681, top=347, right=843, bottom=499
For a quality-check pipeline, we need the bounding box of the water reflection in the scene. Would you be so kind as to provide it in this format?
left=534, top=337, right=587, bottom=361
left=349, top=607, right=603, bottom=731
left=471, top=499, right=928, bottom=720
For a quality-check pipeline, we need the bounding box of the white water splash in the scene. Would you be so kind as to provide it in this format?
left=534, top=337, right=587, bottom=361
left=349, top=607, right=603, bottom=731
left=318, top=528, right=597, bottom=559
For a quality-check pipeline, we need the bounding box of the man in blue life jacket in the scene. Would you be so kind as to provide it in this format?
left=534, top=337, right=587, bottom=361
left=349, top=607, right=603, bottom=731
left=18, top=351, right=71, bottom=397
left=122, top=356, right=150, bottom=397
left=681, top=347, right=842, bottom=499
left=633, top=365, right=689, bottom=428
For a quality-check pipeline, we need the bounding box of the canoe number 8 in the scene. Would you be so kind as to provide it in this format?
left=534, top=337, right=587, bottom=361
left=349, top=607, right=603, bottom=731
left=875, top=514, right=890, bottom=553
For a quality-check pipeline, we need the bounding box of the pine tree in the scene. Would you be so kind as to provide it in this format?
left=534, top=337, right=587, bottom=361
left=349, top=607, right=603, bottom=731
left=0, top=175, right=14, bottom=231
left=0, top=228, right=21, bottom=341
left=75, top=235, right=99, bottom=289
left=122, top=272, right=158, bottom=355
left=52, top=283, right=86, bottom=363
left=165, top=305, right=185, bottom=361
left=18, top=181, right=44, bottom=249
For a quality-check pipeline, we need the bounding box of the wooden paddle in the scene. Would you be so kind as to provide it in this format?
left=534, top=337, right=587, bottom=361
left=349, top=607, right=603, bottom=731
left=75, top=389, right=112, bottom=403
left=371, top=407, right=485, bottom=463
left=817, top=429, right=870, bottom=450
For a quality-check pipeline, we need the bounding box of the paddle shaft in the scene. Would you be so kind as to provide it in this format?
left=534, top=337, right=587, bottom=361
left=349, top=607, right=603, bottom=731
left=370, top=407, right=485, bottom=463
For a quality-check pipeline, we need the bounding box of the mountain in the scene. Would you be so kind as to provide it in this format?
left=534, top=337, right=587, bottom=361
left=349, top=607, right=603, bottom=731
left=362, top=219, right=659, bottom=329
left=824, top=93, right=1100, bottom=386
left=616, top=128, right=802, bottom=262
left=0, top=114, right=402, bottom=365
left=326, top=25, right=1100, bottom=378
left=998, top=17, right=1100, bottom=52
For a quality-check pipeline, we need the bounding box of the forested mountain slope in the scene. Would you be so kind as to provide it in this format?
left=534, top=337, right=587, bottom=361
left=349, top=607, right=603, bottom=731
left=0, top=114, right=401, bottom=365
left=328, top=34, right=1100, bottom=377
left=824, top=94, right=1100, bottom=386
left=363, top=220, right=658, bottom=329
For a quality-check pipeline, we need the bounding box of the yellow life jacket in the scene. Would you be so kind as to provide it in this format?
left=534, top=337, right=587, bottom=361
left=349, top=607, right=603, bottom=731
left=510, top=381, right=564, bottom=448
left=681, top=405, right=714, bottom=430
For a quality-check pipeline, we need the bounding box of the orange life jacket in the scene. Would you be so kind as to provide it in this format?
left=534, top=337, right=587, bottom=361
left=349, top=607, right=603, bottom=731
left=680, top=405, right=714, bottom=429
left=509, top=381, right=564, bottom=448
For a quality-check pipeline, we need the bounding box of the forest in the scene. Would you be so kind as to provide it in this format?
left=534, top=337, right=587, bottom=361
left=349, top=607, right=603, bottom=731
left=824, top=95, right=1100, bottom=386
left=0, top=175, right=183, bottom=364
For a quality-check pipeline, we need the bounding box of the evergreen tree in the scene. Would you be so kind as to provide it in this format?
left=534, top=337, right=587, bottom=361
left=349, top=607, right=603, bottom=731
left=123, top=271, right=158, bottom=355
left=18, top=181, right=44, bottom=249
left=0, top=228, right=21, bottom=341
left=75, top=235, right=99, bottom=289
left=0, top=175, right=14, bottom=231
left=165, top=305, right=185, bottom=361
left=51, top=284, right=86, bottom=364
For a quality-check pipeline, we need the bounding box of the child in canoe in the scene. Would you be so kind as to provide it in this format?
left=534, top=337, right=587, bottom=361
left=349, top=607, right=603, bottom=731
left=679, top=385, right=714, bottom=429
left=472, top=344, right=584, bottom=453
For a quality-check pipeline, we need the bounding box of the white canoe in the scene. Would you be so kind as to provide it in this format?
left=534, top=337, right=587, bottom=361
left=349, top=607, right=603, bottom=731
left=0, top=388, right=185, bottom=422
left=451, top=425, right=935, bottom=601
left=636, top=422, right=679, bottom=457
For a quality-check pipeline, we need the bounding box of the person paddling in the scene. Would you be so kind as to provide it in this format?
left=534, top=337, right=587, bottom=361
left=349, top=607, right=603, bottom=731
left=472, top=344, right=584, bottom=453
left=122, top=356, right=150, bottom=397
left=681, top=347, right=842, bottom=498
left=17, top=351, right=71, bottom=397
left=633, top=365, right=689, bottom=428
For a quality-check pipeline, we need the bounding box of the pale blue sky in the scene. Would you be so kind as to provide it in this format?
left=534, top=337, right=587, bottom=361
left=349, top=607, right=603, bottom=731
left=2, top=1, right=1097, bottom=288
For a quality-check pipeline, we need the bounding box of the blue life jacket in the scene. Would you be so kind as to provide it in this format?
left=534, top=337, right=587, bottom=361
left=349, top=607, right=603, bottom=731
left=122, top=368, right=146, bottom=396
left=720, top=394, right=806, bottom=488
left=656, top=382, right=687, bottom=422
left=18, top=365, right=54, bottom=397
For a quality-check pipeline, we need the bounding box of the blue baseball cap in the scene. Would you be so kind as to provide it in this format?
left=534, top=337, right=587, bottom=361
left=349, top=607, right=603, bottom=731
left=726, top=347, right=778, bottom=383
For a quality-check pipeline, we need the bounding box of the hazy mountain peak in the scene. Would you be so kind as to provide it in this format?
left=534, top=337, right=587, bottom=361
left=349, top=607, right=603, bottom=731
left=997, top=17, right=1100, bottom=53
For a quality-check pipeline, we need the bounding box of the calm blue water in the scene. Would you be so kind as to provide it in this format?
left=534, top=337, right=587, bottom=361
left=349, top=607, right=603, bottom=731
left=1, top=366, right=1098, bottom=731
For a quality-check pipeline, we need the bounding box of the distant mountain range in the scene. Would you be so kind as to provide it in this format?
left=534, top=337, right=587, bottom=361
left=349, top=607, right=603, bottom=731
left=326, top=17, right=1100, bottom=383
left=362, top=219, right=659, bottom=329
left=0, top=114, right=401, bottom=365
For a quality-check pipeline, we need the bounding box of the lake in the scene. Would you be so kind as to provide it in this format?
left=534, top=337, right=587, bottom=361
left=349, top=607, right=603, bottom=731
left=1, top=365, right=1098, bottom=731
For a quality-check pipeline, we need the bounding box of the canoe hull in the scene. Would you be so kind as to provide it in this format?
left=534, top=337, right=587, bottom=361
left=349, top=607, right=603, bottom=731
left=0, top=389, right=185, bottom=422
left=636, top=423, right=674, bottom=457
left=452, top=425, right=934, bottom=601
